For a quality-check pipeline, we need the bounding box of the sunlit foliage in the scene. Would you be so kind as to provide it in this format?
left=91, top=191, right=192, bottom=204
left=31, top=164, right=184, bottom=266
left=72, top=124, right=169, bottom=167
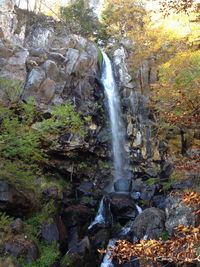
left=152, top=50, right=200, bottom=127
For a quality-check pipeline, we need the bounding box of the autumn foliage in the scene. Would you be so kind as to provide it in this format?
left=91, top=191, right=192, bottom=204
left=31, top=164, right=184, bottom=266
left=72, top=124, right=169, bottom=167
left=99, top=191, right=200, bottom=265
left=108, top=225, right=200, bottom=265
left=159, top=0, right=199, bottom=17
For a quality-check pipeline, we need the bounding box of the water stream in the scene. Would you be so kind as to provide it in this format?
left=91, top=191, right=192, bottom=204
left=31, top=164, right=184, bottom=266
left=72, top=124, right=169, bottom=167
left=92, top=52, right=135, bottom=266
left=101, top=52, right=129, bottom=184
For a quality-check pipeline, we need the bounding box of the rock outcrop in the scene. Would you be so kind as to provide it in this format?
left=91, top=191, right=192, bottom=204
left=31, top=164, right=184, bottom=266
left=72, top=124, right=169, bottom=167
left=0, top=181, right=36, bottom=216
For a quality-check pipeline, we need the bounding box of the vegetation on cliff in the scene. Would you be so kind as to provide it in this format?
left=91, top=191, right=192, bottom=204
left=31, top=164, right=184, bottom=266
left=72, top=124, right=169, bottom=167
left=0, top=0, right=199, bottom=266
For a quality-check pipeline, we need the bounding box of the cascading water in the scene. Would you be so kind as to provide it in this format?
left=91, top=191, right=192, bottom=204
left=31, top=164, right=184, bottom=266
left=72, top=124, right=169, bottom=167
left=101, top=52, right=130, bottom=184
left=89, top=52, right=133, bottom=266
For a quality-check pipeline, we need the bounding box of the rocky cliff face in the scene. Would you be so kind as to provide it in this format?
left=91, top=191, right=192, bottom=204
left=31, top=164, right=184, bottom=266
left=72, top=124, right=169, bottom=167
left=0, top=2, right=198, bottom=267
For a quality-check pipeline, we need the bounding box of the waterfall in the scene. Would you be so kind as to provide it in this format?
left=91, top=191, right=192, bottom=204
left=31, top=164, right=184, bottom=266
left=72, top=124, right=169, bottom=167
left=88, top=197, right=112, bottom=230
left=100, top=239, right=116, bottom=267
left=101, top=52, right=129, bottom=184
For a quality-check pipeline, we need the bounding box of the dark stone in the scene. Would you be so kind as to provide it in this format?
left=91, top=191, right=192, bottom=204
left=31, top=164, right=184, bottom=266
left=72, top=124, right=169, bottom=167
left=158, top=140, right=168, bottom=158
left=41, top=222, right=59, bottom=244
left=88, top=197, right=113, bottom=232
left=77, top=181, right=94, bottom=197
left=146, top=168, right=158, bottom=178
left=160, top=161, right=174, bottom=179
left=152, top=195, right=166, bottom=210
left=97, top=127, right=111, bottom=143
left=114, top=220, right=134, bottom=240
left=131, top=191, right=141, bottom=200
left=57, top=216, right=67, bottom=243
left=69, top=236, right=90, bottom=254
left=172, top=179, right=193, bottom=190
left=42, top=185, right=62, bottom=201
left=131, top=207, right=166, bottom=239
left=114, top=179, right=132, bottom=193
left=10, top=218, right=24, bottom=234
left=80, top=196, right=97, bottom=208
left=26, top=242, right=40, bottom=263
left=4, top=236, right=39, bottom=263
left=62, top=205, right=93, bottom=227
left=89, top=228, right=110, bottom=248
left=140, top=185, right=156, bottom=201
left=109, top=192, right=137, bottom=221
left=0, top=181, right=35, bottom=217
left=68, top=226, right=79, bottom=251
left=131, top=179, right=145, bottom=192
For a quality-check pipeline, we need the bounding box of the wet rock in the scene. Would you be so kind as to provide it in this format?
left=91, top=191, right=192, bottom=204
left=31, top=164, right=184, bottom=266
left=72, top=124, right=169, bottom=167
left=4, top=236, right=39, bottom=263
left=131, top=179, right=145, bottom=192
left=131, top=179, right=156, bottom=201
left=70, top=236, right=90, bottom=255
left=88, top=197, right=113, bottom=231
left=131, top=191, right=141, bottom=200
left=165, top=195, right=195, bottom=235
left=10, top=218, right=24, bottom=234
left=97, top=127, right=111, bottom=143
left=89, top=228, right=110, bottom=248
left=0, top=181, right=35, bottom=217
left=131, top=207, right=166, bottom=239
left=114, top=179, right=132, bottom=192
left=41, top=222, right=59, bottom=244
left=109, top=192, right=137, bottom=221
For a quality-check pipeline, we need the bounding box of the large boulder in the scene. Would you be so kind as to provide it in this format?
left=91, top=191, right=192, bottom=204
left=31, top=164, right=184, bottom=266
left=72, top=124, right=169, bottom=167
left=22, top=33, right=99, bottom=110
left=41, top=222, right=59, bottom=244
left=0, top=181, right=36, bottom=217
left=0, top=7, right=100, bottom=111
left=109, top=192, right=137, bottom=221
left=4, top=236, right=39, bottom=263
left=165, top=195, right=195, bottom=235
left=62, top=204, right=94, bottom=228
left=131, top=207, right=166, bottom=239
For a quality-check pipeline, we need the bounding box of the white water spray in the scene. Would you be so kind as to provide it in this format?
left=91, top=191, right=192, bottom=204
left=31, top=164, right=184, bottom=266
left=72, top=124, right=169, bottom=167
left=101, top=52, right=129, bottom=182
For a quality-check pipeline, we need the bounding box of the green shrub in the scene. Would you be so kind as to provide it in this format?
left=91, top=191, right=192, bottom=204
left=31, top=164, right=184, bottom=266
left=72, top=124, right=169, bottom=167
left=25, top=200, right=57, bottom=237
left=34, top=103, right=87, bottom=137
left=0, top=117, right=44, bottom=162
left=60, top=254, right=76, bottom=267
left=0, top=212, right=12, bottom=232
left=21, top=241, right=60, bottom=267
left=0, top=77, right=23, bottom=103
